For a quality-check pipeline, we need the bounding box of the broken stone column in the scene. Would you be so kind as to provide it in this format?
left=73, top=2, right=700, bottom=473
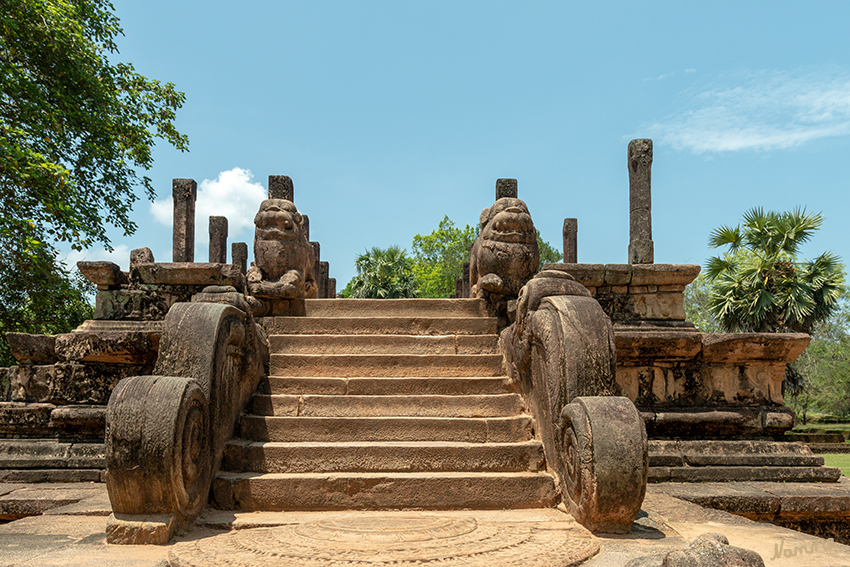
left=563, top=218, right=578, bottom=263
left=319, top=262, right=329, bottom=299
left=327, top=278, right=336, bottom=298
left=209, top=216, right=228, bottom=264
left=628, top=139, right=654, bottom=265
left=172, top=179, right=197, bottom=262
left=302, top=215, right=310, bottom=241
left=496, top=178, right=518, bottom=200
left=269, top=175, right=294, bottom=201
left=232, top=242, right=248, bottom=275
left=462, top=262, right=471, bottom=298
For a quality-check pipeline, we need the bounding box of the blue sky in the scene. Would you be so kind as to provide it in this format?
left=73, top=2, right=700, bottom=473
left=66, top=1, right=850, bottom=288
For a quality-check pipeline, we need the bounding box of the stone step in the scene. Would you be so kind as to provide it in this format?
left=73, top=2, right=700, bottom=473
left=649, top=439, right=826, bottom=467
left=262, top=317, right=497, bottom=336
left=270, top=354, right=505, bottom=377
left=211, top=471, right=558, bottom=511
left=262, top=376, right=514, bottom=396
left=221, top=440, right=545, bottom=474
left=0, top=440, right=104, bottom=470
left=649, top=465, right=842, bottom=483
left=267, top=334, right=499, bottom=355
left=304, top=298, right=490, bottom=318
left=238, top=415, right=534, bottom=443
left=250, top=394, right=524, bottom=418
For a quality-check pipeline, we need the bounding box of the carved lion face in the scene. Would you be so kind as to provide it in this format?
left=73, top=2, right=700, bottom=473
left=479, top=198, right=536, bottom=244
left=254, top=199, right=303, bottom=241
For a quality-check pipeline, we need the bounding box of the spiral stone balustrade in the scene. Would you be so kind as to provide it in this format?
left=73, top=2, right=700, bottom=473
left=104, top=299, right=268, bottom=544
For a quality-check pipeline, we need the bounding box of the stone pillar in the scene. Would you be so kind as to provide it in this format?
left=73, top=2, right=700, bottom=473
left=628, top=139, right=654, bottom=264
left=454, top=278, right=463, bottom=298
left=462, top=262, right=471, bottom=298
left=302, top=214, right=310, bottom=241
left=563, top=218, right=578, bottom=263
left=172, top=179, right=197, bottom=263
left=208, top=216, right=228, bottom=264
left=311, top=242, right=321, bottom=295
left=496, top=178, right=518, bottom=200
left=319, top=262, right=329, bottom=299
left=232, top=242, right=248, bottom=275
left=269, top=175, right=293, bottom=201
left=327, top=278, right=336, bottom=298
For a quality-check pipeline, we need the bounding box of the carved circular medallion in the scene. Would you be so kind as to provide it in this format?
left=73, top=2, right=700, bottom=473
left=169, top=514, right=598, bottom=567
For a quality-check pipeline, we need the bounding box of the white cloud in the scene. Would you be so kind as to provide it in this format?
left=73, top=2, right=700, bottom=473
left=643, top=70, right=850, bottom=153
left=62, top=244, right=132, bottom=272
left=150, top=167, right=266, bottom=258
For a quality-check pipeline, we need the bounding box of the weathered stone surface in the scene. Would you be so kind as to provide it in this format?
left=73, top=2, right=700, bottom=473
left=5, top=333, right=57, bottom=364
left=9, top=365, right=52, bottom=402
left=327, top=277, right=336, bottom=298
left=54, top=332, right=156, bottom=364
left=191, top=285, right=251, bottom=313
left=76, top=261, right=127, bottom=289
left=700, top=333, right=810, bottom=363
left=641, top=406, right=796, bottom=438
left=0, top=402, right=55, bottom=436
left=208, top=215, right=228, bottom=263
left=172, top=178, right=197, bottom=263
left=560, top=396, right=648, bottom=534
left=628, top=138, right=654, bottom=265
left=50, top=405, right=106, bottom=437
left=470, top=197, right=539, bottom=319
left=232, top=242, right=248, bottom=275
left=627, top=532, right=764, bottom=567
left=106, top=512, right=179, bottom=545
left=0, top=367, right=9, bottom=401
left=615, top=331, right=702, bottom=363
left=247, top=199, right=316, bottom=314
left=268, top=175, right=294, bottom=201
left=130, top=247, right=155, bottom=269
left=52, top=363, right=151, bottom=405
left=562, top=218, right=578, bottom=263
left=170, top=512, right=597, bottom=567
left=495, top=177, right=518, bottom=199
left=133, top=262, right=244, bottom=288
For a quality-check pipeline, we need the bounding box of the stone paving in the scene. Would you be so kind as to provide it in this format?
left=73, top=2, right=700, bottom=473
left=2, top=482, right=850, bottom=566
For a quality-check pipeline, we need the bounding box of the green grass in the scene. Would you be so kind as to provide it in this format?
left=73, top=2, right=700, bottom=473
left=793, top=423, right=850, bottom=432
left=818, top=454, right=850, bottom=477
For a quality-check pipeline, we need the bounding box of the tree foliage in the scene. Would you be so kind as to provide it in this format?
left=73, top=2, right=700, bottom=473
left=683, top=272, right=723, bottom=333
left=0, top=0, right=188, bottom=362
left=411, top=216, right=478, bottom=298
left=705, top=207, right=843, bottom=334
left=344, top=246, right=420, bottom=299
left=536, top=230, right=563, bottom=270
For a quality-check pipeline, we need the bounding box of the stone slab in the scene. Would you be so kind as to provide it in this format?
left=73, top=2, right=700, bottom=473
left=263, top=376, right=513, bottom=396
left=304, top=298, right=490, bottom=318
left=172, top=509, right=597, bottom=567
left=263, top=316, right=497, bottom=336
left=238, top=415, right=534, bottom=443
left=270, top=354, right=505, bottom=377
left=132, top=262, right=243, bottom=288
left=267, top=334, right=499, bottom=355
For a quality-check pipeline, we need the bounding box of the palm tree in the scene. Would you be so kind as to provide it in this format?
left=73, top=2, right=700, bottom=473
left=347, top=246, right=421, bottom=299
left=705, top=207, right=844, bottom=334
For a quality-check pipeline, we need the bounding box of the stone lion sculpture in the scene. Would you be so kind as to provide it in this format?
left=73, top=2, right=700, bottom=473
left=246, top=199, right=317, bottom=306
left=470, top=197, right=539, bottom=300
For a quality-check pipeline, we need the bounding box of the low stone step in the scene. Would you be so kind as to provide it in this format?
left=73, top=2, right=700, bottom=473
left=262, top=317, right=497, bottom=336
left=0, top=440, right=104, bottom=470
left=649, top=465, right=842, bottom=483
left=238, top=415, right=534, bottom=443
left=267, top=334, right=499, bottom=355
left=649, top=439, right=826, bottom=467
left=304, top=298, right=490, bottom=318
left=262, top=376, right=514, bottom=396
left=250, top=394, right=524, bottom=418
left=211, top=471, right=558, bottom=511
left=221, top=440, right=545, bottom=473
left=270, top=354, right=505, bottom=377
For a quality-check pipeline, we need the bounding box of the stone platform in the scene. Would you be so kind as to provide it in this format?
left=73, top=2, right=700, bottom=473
left=3, top=482, right=850, bottom=566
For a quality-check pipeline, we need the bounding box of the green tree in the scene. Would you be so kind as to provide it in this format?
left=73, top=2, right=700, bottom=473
left=344, top=246, right=420, bottom=299
left=536, top=230, right=563, bottom=270
left=411, top=216, right=478, bottom=298
left=683, top=273, right=724, bottom=333
left=0, top=0, right=188, bottom=362
left=705, top=207, right=843, bottom=334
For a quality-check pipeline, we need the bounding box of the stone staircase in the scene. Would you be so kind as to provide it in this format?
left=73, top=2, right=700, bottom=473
left=211, top=298, right=558, bottom=511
